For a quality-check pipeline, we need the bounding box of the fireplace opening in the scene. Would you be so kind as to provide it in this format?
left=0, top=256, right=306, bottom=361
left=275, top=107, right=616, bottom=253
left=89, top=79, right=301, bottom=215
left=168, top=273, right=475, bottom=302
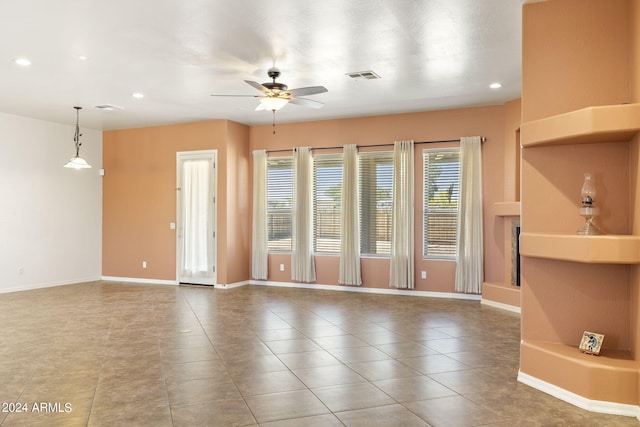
left=511, top=219, right=521, bottom=287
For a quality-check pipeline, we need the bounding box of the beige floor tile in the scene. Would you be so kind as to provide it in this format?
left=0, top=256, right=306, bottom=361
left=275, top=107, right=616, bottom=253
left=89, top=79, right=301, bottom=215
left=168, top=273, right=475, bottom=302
left=421, top=337, right=487, bottom=354
left=310, top=334, right=369, bottom=349
left=159, top=344, right=219, bottom=364
left=353, top=331, right=410, bottom=346
left=311, top=382, right=395, bottom=412
left=251, top=328, right=306, bottom=342
left=170, top=398, right=257, bottom=427
left=292, top=365, right=367, bottom=388
left=348, top=359, right=421, bottom=381
left=259, top=413, right=343, bottom=427
left=93, top=378, right=168, bottom=406
left=244, top=389, right=330, bottom=423
left=372, top=375, right=457, bottom=402
left=405, top=395, right=507, bottom=427
left=398, top=354, right=470, bottom=375
left=375, top=341, right=438, bottom=358
left=88, top=398, right=172, bottom=427
left=328, top=345, right=391, bottom=364
left=166, top=376, right=240, bottom=405
left=163, top=359, right=228, bottom=382
left=276, top=350, right=341, bottom=370
left=336, top=404, right=432, bottom=427
left=224, top=353, right=288, bottom=377
left=265, top=338, right=322, bottom=354
left=427, top=368, right=509, bottom=395
left=295, top=325, right=348, bottom=338
left=234, top=370, right=307, bottom=396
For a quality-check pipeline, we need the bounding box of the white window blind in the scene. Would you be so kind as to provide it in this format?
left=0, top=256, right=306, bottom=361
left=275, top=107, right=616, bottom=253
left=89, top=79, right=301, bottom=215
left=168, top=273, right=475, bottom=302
left=267, top=157, right=293, bottom=252
left=358, top=151, right=393, bottom=256
left=423, top=149, right=460, bottom=258
left=313, top=154, right=343, bottom=253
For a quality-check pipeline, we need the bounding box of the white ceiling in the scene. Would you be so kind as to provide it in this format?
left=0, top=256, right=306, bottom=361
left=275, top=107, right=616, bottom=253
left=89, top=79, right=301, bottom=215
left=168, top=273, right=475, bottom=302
left=0, top=0, right=523, bottom=131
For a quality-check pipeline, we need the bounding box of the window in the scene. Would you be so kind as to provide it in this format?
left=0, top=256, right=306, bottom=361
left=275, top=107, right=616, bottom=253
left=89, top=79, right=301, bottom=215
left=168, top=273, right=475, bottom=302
left=313, top=154, right=343, bottom=253
left=265, top=150, right=398, bottom=257
left=359, top=152, right=393, bottom=256
left=267, top=157, right=293, bottom=251
left=423, top=148, right=460, bottom=258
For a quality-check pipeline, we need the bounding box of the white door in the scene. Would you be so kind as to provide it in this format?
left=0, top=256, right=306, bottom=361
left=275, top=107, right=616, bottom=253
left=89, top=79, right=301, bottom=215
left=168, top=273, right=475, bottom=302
left=177, top=150, right=217, bottom=285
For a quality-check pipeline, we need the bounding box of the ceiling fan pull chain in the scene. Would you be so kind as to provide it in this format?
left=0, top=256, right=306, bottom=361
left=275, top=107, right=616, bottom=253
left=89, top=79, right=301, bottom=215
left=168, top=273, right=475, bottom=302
left=272, top=110, right=276, bottom=134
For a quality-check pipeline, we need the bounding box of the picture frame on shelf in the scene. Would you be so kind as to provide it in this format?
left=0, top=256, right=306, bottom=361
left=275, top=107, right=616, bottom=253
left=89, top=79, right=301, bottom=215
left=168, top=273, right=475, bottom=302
left=579, top=331, right=604, bottom=355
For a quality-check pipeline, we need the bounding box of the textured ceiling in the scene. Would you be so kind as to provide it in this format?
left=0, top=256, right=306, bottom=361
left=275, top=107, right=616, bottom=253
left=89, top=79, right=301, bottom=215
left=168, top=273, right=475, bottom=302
left=0, top=0, right=523, bottom=130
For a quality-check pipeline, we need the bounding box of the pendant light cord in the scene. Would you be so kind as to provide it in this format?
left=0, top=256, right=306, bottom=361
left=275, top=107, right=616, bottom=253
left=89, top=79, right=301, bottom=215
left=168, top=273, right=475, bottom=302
left=272, top=110, right=276, bottom=134
left=74, top=106, right=83, bottom=157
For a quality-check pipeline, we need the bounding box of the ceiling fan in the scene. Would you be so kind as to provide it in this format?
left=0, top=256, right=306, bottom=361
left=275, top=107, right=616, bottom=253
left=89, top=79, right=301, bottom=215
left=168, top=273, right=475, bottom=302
left=211, top=68, right=328, bottom=133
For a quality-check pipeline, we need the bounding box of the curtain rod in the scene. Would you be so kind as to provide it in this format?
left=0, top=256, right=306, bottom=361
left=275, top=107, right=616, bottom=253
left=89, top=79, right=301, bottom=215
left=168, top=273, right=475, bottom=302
left=264, top=137, right=486, bottom=154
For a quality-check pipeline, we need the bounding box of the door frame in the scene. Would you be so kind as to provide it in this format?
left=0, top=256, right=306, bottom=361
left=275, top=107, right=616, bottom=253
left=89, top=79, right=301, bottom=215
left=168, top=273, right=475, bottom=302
left=176, top=149, right=218, bottom=285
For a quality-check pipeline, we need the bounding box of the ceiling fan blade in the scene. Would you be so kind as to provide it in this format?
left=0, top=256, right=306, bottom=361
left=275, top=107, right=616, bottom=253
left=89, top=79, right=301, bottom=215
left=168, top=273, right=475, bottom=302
left=289, top=97, right=324, bottom=109
left=287, top=86, right=328, bottom=97
left=245, top=80, right=273, bottom=95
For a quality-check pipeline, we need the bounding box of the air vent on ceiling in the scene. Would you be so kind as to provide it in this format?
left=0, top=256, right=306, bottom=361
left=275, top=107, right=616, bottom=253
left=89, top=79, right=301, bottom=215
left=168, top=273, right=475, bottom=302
left=94, top=104, right=124, bottom=111
left=346, top=70, right=381, bottom=80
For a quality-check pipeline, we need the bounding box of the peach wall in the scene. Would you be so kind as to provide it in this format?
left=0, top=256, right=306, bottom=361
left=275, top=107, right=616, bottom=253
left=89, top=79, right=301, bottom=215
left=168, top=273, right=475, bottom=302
left=632, top=1, right=640, bottom=363
left=633, top=0, right=640, bottom=103
left=225, top=121, right=251, bottom=284
left=103, top=120, right=251, bottom=285
left=630, top=136, right=640, bottom=362
left=250, top=106, right=505, bottom=294
left=503, top=98, right=521, bottom=202
left=522, top=0, right=631, bottom=122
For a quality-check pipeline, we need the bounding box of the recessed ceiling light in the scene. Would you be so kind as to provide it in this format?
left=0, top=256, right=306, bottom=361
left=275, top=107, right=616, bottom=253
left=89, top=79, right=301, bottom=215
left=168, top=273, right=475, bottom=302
left=14, top=58, right=31, bottom=66
left=489, top=82, right=502, bottom=89
left=76, top=55, right=88, bottom=61
left=132, top=92, right=144, bottom=99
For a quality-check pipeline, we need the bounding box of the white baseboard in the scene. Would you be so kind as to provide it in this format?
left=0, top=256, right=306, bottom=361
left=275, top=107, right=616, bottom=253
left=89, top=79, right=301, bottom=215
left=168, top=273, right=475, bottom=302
left=481, top=298, right=521, bottom=314
left=100, top=277, right=252, bottom=288
left=249, top=280, right=481, bottom=300
left=101, top=276, right=179, bottom=285
left=214, top=280, right=250, bottom=289
left=0, top=276, right=102, bottom=294
left=517, top=371, right=639, bottom=419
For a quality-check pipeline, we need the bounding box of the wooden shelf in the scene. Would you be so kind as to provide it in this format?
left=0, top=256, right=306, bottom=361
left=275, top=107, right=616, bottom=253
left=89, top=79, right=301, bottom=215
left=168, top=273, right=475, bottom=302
left=520, top=103, right=640, bottom=147
left=492, top=201, right=520, bottom=217
left=520, top=232, right=640, bottom=264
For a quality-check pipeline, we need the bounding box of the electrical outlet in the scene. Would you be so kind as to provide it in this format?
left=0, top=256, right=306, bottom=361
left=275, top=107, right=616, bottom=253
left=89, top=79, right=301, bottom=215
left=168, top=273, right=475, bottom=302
left=279, top=264, right=285, bottom=272
left=142, top=261, right=147, bottom=269
left=421, top=271, right=427, bottom=279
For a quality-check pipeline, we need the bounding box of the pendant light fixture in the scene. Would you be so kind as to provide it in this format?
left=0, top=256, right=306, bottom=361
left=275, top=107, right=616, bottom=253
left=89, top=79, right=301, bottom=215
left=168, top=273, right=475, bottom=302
left=64, top=106, right=91, bottom=169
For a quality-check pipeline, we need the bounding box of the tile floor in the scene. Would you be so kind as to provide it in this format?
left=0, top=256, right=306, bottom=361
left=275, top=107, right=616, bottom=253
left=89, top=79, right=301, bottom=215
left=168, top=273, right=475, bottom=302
left=0, top=281, right=636, bottom=426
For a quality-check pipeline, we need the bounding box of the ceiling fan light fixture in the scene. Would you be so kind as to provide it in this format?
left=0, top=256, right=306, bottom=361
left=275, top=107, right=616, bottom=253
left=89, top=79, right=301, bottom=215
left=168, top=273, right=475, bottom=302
left=259, top=96, right=289, bottom=111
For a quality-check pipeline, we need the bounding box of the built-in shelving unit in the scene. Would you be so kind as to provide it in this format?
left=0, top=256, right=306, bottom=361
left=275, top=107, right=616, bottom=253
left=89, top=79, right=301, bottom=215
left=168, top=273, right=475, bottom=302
left=520, top=103, right=640, bottom=409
